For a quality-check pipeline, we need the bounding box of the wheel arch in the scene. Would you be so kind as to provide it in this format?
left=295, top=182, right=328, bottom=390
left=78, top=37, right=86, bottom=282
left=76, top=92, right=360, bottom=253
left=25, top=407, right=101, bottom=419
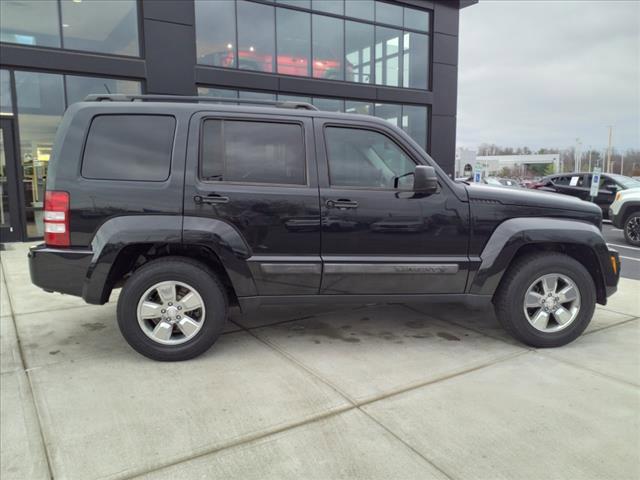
left=620, top=201, right=640, bottom=225
left=469, top=217, right=610, bottom=304
left=82, top=215, right=257, bottom=304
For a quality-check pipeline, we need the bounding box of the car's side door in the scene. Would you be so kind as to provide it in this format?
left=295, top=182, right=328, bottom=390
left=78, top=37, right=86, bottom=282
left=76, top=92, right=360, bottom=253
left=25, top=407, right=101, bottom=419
left=183, top=111, right=321, bottom=296
left=554, top=174, right=590, bottom=200
left=594, top=175, right=620, bottom=216
left=314, top=118, right=470, bottom=295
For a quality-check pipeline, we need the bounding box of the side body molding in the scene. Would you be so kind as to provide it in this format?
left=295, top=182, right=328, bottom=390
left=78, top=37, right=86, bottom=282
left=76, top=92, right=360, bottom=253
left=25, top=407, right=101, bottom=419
left=469, top=217, right=610, bottom=296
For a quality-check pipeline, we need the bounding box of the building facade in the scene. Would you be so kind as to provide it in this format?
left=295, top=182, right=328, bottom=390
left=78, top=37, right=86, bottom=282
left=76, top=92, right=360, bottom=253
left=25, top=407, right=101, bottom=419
left=0, top=0, right=473, bottom=242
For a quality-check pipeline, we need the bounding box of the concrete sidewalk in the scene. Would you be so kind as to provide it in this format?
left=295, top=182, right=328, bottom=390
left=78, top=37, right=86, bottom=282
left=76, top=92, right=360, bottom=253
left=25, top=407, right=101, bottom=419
left=1, top=242, right=639, bottom=480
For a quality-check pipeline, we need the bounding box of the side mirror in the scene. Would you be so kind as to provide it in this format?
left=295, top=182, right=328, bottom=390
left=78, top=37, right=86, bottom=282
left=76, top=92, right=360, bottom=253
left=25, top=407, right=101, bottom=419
left=413, top=165, right=439, bottom=194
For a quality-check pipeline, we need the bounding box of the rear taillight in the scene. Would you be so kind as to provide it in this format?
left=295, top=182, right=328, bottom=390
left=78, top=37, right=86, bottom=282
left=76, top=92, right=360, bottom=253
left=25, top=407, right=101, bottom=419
left=44, top=191, right=70, bottom=247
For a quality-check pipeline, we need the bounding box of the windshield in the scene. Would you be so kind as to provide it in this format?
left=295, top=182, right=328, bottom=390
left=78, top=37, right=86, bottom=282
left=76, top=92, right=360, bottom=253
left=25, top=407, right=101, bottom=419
left=608, top=174, right=640, bottom=189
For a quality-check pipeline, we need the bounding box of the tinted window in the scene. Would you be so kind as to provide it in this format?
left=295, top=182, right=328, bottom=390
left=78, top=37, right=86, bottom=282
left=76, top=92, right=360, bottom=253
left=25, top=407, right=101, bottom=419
left=313, top=15, right=344, bottom=80
left=402, top=32, right=429, bottom=89
left=237, top=1, right=275, bottom=72
left=376, top=1, right=402, bottom=26
left=345, top=0, right=374, bottom=21
left=312, top=0, right=344, bottom=15
left=404, top=7, right=430, bottom=32
left=277, top=8, right=311, bottom=77
left=82, top=115, right=175, bottom=181
left=325, top=127, right=415, bottom=189
left=346, top=21, right=374, bottom=83
left=195, top=0, right=236, bottom=67
left=375, top=27, right=401, bottom=87
left=0, top=0, right=60, bottom=47
left=201, top=120, right=305, bottom=185
left=61, top=0, right=139, bottom=56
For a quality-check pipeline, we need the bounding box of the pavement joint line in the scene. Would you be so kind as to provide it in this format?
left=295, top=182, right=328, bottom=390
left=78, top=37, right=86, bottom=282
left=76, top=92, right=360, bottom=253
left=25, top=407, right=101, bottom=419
left=583, top=316, right=639, bottom=336
left=125, top=323, right=528, bottom=480
left=114, top=405, right=357, bottom=480
left=357, top=408, right=455, bottom=480
left=597, top=304, right=640, bottom=317
left=360, top=410, right=455, bottom=480
left=533, top=351, right=640, bottom=389
left=1, top=264, right=56, bottom=480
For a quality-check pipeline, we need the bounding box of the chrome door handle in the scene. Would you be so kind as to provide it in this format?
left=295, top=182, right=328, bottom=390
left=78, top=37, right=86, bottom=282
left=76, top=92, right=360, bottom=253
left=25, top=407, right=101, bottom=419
left=194, top=194, right=229, bottom=205
left=326, top=199, right=358, bottom=209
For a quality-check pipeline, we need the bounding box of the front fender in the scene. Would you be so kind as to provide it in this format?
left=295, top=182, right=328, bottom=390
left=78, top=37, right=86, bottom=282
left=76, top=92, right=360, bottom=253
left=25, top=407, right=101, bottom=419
left=469, top=218, right=611, bottom=296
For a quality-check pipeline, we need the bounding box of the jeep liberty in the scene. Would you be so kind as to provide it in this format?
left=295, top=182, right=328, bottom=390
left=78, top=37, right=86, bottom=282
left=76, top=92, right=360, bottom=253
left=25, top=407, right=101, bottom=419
left=29, top=95, right=621, bottom=361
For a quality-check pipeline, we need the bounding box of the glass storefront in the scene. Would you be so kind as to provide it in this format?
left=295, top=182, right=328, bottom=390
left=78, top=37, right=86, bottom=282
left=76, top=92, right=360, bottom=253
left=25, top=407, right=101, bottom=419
left=195, top=0, right=431, bottom=89
left=4, top=70, right=141, bottom=238
left=0, top=0, right=140, bottom=56
left=197, top=86, right=428, bottom=150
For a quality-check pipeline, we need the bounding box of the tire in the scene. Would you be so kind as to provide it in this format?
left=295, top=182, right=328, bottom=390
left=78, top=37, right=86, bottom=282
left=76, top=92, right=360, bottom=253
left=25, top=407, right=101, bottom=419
left=494, top=252, right=596, bottom=348
left=623, top=212, right=640, bottom=247
left=117, top=256, right=228, bottom=361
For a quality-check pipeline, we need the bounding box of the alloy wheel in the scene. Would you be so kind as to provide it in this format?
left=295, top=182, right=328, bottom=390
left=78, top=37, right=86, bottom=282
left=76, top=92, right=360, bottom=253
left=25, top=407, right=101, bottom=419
left=523, top=274, right=581, bottom=333
left=136, top=281, right=206, bottom=345
left=626, top=215, right=640, bottom=243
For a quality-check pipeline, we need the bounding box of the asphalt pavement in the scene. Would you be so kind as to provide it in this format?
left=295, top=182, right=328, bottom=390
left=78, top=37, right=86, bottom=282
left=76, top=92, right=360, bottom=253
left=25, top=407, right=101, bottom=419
left=603, top=222, right=640, bottom=280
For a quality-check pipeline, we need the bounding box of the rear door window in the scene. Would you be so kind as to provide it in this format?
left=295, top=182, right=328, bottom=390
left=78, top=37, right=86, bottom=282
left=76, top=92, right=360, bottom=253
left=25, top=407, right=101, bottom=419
left=82, top=115, right=175, bottom=181
left=200, top=119, right=306, bottom=185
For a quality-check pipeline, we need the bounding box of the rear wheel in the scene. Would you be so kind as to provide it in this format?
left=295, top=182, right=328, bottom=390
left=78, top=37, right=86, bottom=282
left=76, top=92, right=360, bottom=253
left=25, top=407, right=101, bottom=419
left=623, top=212, right=640, bottom=246
left=117, top=257, right=227, bottom=361
left=494, top=252, right=596, bottom=348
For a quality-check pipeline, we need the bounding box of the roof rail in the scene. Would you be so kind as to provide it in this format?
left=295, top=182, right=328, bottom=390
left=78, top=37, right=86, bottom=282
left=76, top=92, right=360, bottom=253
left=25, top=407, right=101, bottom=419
left=83, top=94, right=318, bottom=111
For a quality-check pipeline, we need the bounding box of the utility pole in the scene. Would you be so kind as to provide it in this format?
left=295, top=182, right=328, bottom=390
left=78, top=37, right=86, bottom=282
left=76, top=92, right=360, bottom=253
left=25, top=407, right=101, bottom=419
left=588, top=147, right=592, bottom=171
left=606, top=126, right=613, bottom=173
left=575, top=138, right=582, bottom=171
left=621, top=152, right=624, bottom=175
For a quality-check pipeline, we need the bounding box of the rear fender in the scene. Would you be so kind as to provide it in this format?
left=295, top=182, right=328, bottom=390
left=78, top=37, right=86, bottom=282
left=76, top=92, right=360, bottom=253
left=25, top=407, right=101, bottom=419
left=83, top=215, right=255, bottom=303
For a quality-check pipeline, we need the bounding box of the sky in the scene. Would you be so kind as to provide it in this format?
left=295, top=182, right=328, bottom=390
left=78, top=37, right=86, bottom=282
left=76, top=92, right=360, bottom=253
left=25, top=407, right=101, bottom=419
left=456, top=0, right=640, bottom=152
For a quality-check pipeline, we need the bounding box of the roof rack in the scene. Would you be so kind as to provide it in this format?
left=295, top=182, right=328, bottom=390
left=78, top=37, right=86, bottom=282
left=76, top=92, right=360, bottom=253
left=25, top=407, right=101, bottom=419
left=83, top=94, right=318, bottom=111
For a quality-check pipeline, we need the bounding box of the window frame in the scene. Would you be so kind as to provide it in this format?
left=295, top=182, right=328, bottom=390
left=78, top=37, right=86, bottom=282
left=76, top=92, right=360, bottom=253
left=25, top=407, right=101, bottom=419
left=198, top=116, right=310, bottom=188
left=321, top=122, right=420, bottom=192
left=80, top=113, right=176, bottom=182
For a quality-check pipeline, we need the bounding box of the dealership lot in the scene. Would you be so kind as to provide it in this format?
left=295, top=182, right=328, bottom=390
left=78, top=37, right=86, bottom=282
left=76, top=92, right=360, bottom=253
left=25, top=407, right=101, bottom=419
left=1, top=242, right=638, bottom=480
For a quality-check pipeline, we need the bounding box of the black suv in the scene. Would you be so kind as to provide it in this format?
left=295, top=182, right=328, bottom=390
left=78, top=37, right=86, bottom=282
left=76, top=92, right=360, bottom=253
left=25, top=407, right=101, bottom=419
left=29, top=95, right=620, bottom=361
left=532, top=172, right=640, bottom=218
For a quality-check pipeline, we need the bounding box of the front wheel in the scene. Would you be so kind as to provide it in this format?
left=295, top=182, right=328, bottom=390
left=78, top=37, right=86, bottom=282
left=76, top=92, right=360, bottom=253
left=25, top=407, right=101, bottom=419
left=117, top=257, right=228, bottom=361
left=494, top=252, right=596, bottom=348
left=623, top=212, right=640, bottom=247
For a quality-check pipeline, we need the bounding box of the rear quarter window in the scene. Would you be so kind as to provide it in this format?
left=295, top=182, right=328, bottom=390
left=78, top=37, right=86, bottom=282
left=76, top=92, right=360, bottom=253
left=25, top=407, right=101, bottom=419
left=82, top=115, right=176, bottom=181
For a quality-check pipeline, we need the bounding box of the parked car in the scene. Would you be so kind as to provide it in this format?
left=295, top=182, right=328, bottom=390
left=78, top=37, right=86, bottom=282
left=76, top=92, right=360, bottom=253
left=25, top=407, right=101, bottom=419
left=609, top=187, right=640, bottom=246
left=29, top=94, right=620, bottom=361
left=530, top=172, right=640, bottom=218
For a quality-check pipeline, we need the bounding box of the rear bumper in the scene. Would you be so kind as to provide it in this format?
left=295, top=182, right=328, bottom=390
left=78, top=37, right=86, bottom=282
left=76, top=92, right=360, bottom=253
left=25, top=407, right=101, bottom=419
left=28, top=244, right=93, bottom=298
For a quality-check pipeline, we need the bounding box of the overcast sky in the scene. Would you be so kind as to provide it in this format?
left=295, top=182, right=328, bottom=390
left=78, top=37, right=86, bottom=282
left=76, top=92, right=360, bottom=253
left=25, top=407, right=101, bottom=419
left=457, top=0, right=640, bottom=152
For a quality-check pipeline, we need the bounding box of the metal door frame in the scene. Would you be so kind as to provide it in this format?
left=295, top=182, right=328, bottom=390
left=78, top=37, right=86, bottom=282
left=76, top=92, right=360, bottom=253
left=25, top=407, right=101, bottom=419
left=0, top=117, right=26, bottom=243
